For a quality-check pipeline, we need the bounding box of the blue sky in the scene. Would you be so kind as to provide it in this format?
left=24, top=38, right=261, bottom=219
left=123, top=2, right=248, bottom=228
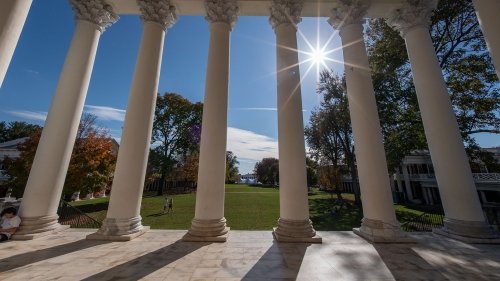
left=0, top=0, right=498, bottom=174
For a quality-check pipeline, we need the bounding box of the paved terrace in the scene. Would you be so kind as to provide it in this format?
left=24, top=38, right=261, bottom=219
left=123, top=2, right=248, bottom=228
left=0, top=230, right=499, bottom=281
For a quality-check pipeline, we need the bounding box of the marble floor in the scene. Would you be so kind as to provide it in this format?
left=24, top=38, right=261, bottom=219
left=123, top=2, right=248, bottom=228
left=0, top=229, right=499, bottom=281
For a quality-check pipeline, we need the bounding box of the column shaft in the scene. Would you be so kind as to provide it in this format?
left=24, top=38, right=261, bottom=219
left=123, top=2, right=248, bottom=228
left=272, top=23, right=320, bottom=243
left=395, top=171, right=403, bottom=192
left=0, top=0, right=32, bottom=87
left=402, top=165, right=413, bottom=202
left=185, top=22, right=231, bottom=242
left=89, top=22, right=165, bottom=239
left=472, top=0, right=500, bottom=78
left=194, top=22, right=230, bottom=221
left=15, top=20, right=101, bottom=239
left=276, top=24, right=309, bottom=221
left=405, top=27, right=484, bottom=221
left=404, top=26, right=498, bottom=240
left=340, top=23, right=409, bottom=242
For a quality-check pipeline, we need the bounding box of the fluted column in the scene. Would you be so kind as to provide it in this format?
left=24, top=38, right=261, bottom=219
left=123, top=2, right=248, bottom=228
left=269, top=0, right=321, bottom=243
left=401, top=164, right=414, bottom=202
left=184, top=0, right=238, bottom=242
left=0, top=0, right=32, bottom=88
left=329, top=0, right=410, bottom=243
left=472, top=0, right=500, bottom=79
left=389, top=0, right=499, bottom=243
left=88, top=0, right=176, bottom=241
left=13, top=0, right=117, bottom=240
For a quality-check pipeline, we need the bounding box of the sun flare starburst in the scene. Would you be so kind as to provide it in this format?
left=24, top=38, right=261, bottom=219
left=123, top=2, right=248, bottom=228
left=310, top=48, right=327, bottom=65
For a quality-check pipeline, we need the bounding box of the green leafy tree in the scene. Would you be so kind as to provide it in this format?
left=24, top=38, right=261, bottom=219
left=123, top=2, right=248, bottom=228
left=254, top=157, right=279, bottom=185
left=150, top=93, right=203, bottom=195
left=0, top=121, right=41, bottom=143
left=367, top=0, right=499, bottom=171
left=306, top=157, right=318, bottom=187
left=225, top=151, right=240, bottom=184
left=305, top=71, right=361, bottom=206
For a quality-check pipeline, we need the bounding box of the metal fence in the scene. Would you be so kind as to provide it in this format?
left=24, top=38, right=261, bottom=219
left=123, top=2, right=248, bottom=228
left=57, top=200, right=102, bottom=228
left=401, top=212, right=445, bottom=232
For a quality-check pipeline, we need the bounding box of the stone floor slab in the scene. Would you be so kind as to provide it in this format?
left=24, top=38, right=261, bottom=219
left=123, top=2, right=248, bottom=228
left=0, top=230, right=499, bottom=280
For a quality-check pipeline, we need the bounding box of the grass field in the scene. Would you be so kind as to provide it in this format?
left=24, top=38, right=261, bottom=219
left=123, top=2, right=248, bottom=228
left=70, top=184, right=429, bottom=230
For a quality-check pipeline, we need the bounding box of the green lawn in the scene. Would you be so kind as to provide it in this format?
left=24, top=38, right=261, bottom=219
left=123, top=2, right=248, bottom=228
left=70, top=184, right=430, bottom=230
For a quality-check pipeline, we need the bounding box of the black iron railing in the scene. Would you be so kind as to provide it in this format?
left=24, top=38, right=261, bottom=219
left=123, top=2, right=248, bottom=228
left=401, top=212, right=444, bottom=232
left=57, top=200, right=102, bottom=228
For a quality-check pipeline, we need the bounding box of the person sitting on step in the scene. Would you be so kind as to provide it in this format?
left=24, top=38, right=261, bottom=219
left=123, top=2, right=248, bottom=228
left=0, top=207, right=21, bottom=242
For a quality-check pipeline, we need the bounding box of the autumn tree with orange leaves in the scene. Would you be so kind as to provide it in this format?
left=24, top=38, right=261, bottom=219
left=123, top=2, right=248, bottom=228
left=4, top=114, right=117, bottom=198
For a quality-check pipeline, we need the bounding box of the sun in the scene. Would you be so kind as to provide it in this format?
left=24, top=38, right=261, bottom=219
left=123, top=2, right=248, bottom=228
left=310, top=48, right=327, bottom=65
left=270, top=21, right=345, bottom=86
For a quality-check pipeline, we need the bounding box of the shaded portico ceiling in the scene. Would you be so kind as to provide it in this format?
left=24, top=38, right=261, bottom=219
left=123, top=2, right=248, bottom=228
left=108, top=0, right=405, bottom=18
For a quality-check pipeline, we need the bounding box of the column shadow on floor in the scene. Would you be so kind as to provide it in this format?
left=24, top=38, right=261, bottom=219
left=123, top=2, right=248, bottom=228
left=82, top=240, right=210, bottom=281
left=373, top=243, right=450, bottom=281
left=242, top=241, right=310, bottom=280
left=0, top=239, right=109, bottom=272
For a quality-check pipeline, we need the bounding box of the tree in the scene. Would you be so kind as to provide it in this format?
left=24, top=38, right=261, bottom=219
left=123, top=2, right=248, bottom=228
left=0, top=121, right=41, bottom=143
left=254, top=157, right=279, bottom=185
left=225, top=151, right=240, bottom=184
left=64, top=114, right=117, bottom=196
left=367, top=0, right=499, bottom=171
left=2, top=130, right=41, bottom=197
left=180, top=153, right=200, bottom=184
left=305, top=71, right=361, bottom=206
left=317, top=164, right=342, bottom=200
left=4, top=113, right=116, bottom=197
left=306, top=157, right=318, bottom=187
left=149, top=93, right=203, bottom=195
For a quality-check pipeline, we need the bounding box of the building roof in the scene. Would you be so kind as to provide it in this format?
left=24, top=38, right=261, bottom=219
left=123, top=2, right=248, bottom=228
left=0, top=137, right=29, bottom=149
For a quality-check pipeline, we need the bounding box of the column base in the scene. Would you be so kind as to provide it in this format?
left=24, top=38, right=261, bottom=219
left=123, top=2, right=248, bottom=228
left=12, top=215, right=70, bottom=240
left=86, top=216, right=147, bottom=241
left=433, top=217, right=500, bottom=244
left=353, top=218, right=415, bottom=243
left=272, top=218, right=322, bottom=243
left=183, top=218, right=229, bottom=242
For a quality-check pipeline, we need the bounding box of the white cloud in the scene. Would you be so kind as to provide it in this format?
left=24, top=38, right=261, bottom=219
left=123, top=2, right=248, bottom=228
left=24, top=69, right=40, bottom=76
left=84, top=105, right=126, bottom=122
left=227, top=127, right=278, bottom=173
left=5, top=110, right=47, bottom=121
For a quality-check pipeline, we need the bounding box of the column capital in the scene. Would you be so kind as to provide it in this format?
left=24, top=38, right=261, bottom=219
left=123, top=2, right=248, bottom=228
left=269, top=0, right=303, bottom=30
left=205, top=0, right=239, bottom=28
left=388, top=0, right=438, bottom=37
left=70, top=0, right=118, bottom=32
left=328, top=0, right=370, bottom=30
left=137, top=0, right=177, bottom=30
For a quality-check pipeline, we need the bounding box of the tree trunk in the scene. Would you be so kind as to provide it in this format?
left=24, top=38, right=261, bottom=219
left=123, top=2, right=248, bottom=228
left=157, top=174, right=165, bottom=196
left=347, top=157, right=361, bottom=208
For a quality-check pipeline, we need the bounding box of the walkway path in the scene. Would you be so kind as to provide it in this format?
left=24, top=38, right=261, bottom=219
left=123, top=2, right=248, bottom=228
left=0, top=230, right=499, bottom=280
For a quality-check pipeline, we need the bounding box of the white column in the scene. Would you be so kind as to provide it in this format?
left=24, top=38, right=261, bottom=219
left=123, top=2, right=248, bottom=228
left=0, top=0, right=32, bottom=88
left=389, top=174, right=395, bottom=191
left=184, top=0, right=238, bottom=242
left=390, top=0, right=498, bottom=242
left=329, top=0, right=409, bottom=243
left=88, top=0, right=176, bottom=241
left=13, top=0, right=117, bottom=240
left=472, top=0, right=500, bottom=79
left=269, top=0, right=321, bottom=243
left=480, top=191, right=488, bottom=204
left=395, top=170, right=403, bottom=192
left=402, top=164, right=414, bottom=202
